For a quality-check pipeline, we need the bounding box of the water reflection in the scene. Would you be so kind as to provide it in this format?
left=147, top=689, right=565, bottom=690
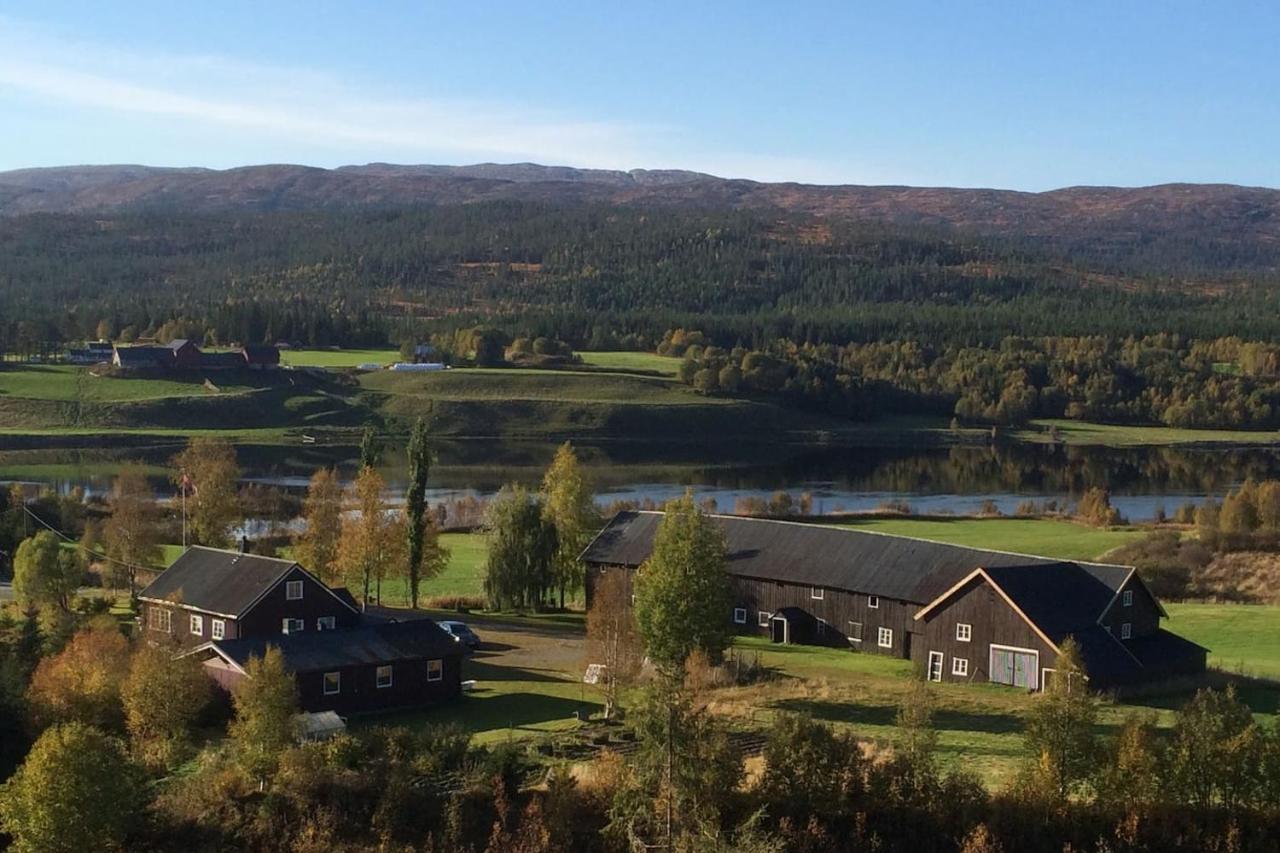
left=3, top=439, right=1279, bottom=522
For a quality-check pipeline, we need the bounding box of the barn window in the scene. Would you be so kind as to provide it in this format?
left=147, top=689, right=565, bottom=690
left=952, top=657, right=969, bottom=676
left=190, top=614, right=203, bottom=636
left=1123, top=590, right=1134, bottom=607
left=316, top=616, right=336, bottom=631
left=282, top=618, right=304, bottom=634
left=427, top=660, right=443, bottom=682
left=848, top=621, right=864, bottom=642
left=868, top=595, right=880, bottom=609
left=810, top=587, right=824, bottom=600
left=286, top=580, right=304, bottom=600
left=878, top=627, right=893, bottom=648
left=956, top=623, right=972, bottom=642
left=323, top=672, right=341, bottom=695
left=211, top=619, right=226, bottom=640
left=148, top=607, right=171, bottom=633
left=1121, top=622, right=1132, bottom=640
left=817, top=617, right=828, bottom=637
left=758, top=611, right=771, bottom=627
left=733, top=608, right=747, bottom=624
left=376, top=665, right=393, bottom=688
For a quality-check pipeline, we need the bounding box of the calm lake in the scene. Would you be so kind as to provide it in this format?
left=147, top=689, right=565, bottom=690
left=4, top=439, right=1280, bottom=522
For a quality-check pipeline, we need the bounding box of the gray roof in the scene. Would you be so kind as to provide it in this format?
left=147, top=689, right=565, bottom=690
left=983, top=561, right=1130, bottom=638
left=582, top=511, right=1129, bottom=604
left=113, top=345, right=168, bottom=365
left=209, top=619, right=461, bottom=672
left=138, top=546, right=319, bottom=617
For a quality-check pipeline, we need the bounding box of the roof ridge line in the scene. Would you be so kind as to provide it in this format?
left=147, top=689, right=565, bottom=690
left=629, top=509, right=1131, bottom=571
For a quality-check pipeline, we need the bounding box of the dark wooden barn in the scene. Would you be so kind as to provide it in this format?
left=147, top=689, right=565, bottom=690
left=581, top=511, right=1206, bottom=690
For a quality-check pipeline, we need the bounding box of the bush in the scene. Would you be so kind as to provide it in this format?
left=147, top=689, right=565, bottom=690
left=422, top=594, right=486, bottom=612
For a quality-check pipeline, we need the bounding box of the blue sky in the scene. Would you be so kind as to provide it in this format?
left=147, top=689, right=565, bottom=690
left=0, top=1, right=1277, bottom=189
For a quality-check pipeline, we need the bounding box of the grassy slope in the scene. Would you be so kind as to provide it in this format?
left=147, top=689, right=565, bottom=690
left=0, top=365, right=256, bottom=402
left=1020, top=418, right=1280, bottom=447
left=578, top=351, right=683, bottom=376
left=1165, top=603, right=1280, bottom=679
left=280, top=348, right=399, bottom=368
left=828, top=517, right=1145, bottom=562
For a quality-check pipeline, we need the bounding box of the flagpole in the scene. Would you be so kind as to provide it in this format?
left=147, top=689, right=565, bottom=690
left=181, top=474, right=188, bottom=549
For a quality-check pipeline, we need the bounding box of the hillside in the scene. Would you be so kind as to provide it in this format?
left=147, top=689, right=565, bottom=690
left=2, top=163, right=1279, bottom=273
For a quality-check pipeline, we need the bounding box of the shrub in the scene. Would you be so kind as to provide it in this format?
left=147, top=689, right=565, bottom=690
left=423, top=594, right=486, bottom=612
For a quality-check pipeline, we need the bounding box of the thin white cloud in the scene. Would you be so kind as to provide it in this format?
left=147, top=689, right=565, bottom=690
left=0, top=15, right=872, bottom=183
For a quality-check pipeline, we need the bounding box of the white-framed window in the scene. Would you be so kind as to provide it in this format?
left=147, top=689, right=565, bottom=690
left=1121, top=622, right=1132, bottom=640
left=286, top=580, right=304, bottom=601
left=316, top=616, right=336, bottom=631
left=733, top=608, right=747, bottom=625
left=323, top=672, right=340, bottom=695
left=427, top=659, right=443, bottom=682
left=952, top=657, right=969, bottom=677
left=282, top=618, right=304, bottom=634
left=878, top=627, right=893, bottom=648
left=848, top=621, right=864, bottom=642
left=956, top=623, right=972, bottom=642
left=758, top=611, right=771, bottom=627
left=376, top=665, right=393, bottom=688
left=1123, top=589, right=1134, bottom=607
left=810, top=586, right=824, bottom=600
left=148, top=607, right=171, bottom=633
left=190, top=614, right=203, bottom=636
left=211, top=619, right=226, bottom=640
left=868, top=595, right=880, bottom=609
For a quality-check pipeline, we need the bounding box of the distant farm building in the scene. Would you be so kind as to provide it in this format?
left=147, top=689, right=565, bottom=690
left=111, top=341, right=281, bottom=372
left=582, top=511, right=1207, bottom=691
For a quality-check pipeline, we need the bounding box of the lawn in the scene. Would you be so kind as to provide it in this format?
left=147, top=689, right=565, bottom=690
left=361, top=367, right=710, bottom=405
left=1019, top=418, right=1280, bottom=447
left=375, top=532, right=488, bottom=604
left=0, top=364, right=257, bottom=402
left=828, top=516, right=1145, bottom=562
left=280, top=348, right=400, bottom=368
left=1165, top=602, right=1280, bottom=679
left=578, top=351, right=683, bottom=376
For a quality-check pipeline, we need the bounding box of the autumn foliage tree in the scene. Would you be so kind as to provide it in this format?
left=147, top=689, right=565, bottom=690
left=541, top=441, right=598, bottom=609
left=229, top=647, right=299, bottom=786
left=172, top=437, right=242, bottom=547
left=336, top=466, right=406, bottom=605
left=584, top=569, right=641, bottom=719
left=294, top=467, right=343, bottom=584
left=27, top=620, right=131, bottom=731
left=102, top=465, right=162, bottom=594
left=0, top=722, right=143, bottom=853
left=121, top=643, right=212, bottom=768
left=13, top=531, right=82, bottom=613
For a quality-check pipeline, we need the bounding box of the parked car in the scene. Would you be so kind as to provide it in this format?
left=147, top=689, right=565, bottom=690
left=439, top=620, right=482, bottom=650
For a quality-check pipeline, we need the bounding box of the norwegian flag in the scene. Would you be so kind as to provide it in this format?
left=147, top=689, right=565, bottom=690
left=179, top=472, right=197, bottom=495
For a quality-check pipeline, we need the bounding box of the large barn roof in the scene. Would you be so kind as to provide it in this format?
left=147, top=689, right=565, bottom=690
left=137, top=546, right=351, bottom=618
left=581, top=510, right=1130, bottom=604
left=203, top=619, right=461, bottom=673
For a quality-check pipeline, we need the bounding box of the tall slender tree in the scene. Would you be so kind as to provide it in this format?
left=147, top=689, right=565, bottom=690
left=405, top=417, right=432, bottom=608
left=336, top=467, right=404, bottom=605
left=540, top=442, right=597, bottom=609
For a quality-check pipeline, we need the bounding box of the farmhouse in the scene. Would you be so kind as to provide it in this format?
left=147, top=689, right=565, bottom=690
left=139, top=546, right=464, bottom=713
left=111, top=341, right=281, bottom=371
left=581, top=511, right=1207, bottom=690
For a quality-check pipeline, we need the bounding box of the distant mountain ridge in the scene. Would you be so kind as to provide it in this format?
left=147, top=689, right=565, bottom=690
left=1, top=163, right=1278, bottom=256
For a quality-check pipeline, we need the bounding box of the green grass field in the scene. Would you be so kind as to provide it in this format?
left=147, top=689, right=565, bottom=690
left=361, top=367, right=711, bottom=404
left=578, top=351, right=683, bottom=376
left=828, top=516, right=1145, bottom=562
left=280, top=348, right=399, bottom=368
left=373, top=532, right=488, bottom=605
left=1165, top=603, right=1280, bottom=679
left=0, top=364, right=257, bottom=402
left=1020, top=418, right=1280, bottom=447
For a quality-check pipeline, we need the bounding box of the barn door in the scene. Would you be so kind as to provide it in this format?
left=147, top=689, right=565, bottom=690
left=989, top=646, right=1039, bottom=690
left=927, top=651, right=944, bottom=682
left=770, top=616, right=788, bottom=644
